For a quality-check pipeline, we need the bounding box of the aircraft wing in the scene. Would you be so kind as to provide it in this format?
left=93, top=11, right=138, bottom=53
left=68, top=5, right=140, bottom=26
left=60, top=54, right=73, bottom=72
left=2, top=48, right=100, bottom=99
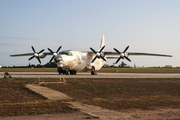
left=10, top=52, right=52, bottom=57
left=10, top=53, right=35, bottom=57
left=10, top=46, right=62, bottom=64
left=127, top=52, right=172, bottom=57
left=104, top=52, right=172, bottom=58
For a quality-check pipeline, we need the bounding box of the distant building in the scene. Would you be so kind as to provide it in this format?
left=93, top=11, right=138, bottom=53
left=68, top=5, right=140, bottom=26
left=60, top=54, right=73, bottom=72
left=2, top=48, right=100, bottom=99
left=0, top=65, right=2, bottom=68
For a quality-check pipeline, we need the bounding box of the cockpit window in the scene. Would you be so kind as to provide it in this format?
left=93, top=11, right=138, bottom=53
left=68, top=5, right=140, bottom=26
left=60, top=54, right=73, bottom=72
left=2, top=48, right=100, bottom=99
left=59, top=51, right=73, bottom=56
left=68, top=53, right=73, bottom=56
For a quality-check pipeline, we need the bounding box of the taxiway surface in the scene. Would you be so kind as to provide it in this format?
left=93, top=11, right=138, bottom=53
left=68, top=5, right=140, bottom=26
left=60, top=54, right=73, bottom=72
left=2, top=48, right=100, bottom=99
left=1, top=72, right=180, bottom=78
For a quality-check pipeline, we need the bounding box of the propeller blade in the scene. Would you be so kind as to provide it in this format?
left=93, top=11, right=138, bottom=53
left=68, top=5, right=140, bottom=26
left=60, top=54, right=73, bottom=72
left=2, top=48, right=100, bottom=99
left=100, top=55, right=106, bottom=61
left=90, top=46, right=106, bottom=63
left=28, top=56, right=35, bottom=61
left=48, top=48, right=54, bottom=53
left=123, top=46, right=129, bottom=53
left=115, top=57, right=121, bottom=64
left=91, top=56, right=97, bottom=63
left=48, top=46, right=62, bottom=63
left=38, top=49, right=45, bottom=54
left=29, top=46, right=44, bottom=64
left=49, top=56, right=55, bottom=63
left=56, top=46, right=62, bottom=53
left=114, top=46, right=131, bottom=64
left=124, top=56, right=131, bottom=62
left=99, top=46, right=105, bottom=53
left=114, top=48, right=121, bottom=54
left=31, top=46, right=36, bottom=53
left=90, top=47, right=97, bottom=54
left=36, top=57, right=41, bottom=64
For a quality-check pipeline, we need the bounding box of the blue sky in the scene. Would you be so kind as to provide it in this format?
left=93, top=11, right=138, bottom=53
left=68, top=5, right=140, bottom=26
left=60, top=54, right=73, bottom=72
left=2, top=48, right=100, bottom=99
left=0, top=0, right=180, bottom=67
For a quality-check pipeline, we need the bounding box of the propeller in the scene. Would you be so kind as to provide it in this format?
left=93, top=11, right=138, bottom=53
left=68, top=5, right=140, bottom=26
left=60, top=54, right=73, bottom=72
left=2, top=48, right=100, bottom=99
left=90, top=45, right=106, bottom=63
left=28, top=46, right=45, bottom=64
left=113, top=46, right=131, bottom=64
left=47, top=46, right=62, bottom=63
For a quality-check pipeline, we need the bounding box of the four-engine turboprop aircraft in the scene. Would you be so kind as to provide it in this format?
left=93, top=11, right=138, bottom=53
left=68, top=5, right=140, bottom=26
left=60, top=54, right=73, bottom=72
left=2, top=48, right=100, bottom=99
left=10, top=35, right=172, bottom=75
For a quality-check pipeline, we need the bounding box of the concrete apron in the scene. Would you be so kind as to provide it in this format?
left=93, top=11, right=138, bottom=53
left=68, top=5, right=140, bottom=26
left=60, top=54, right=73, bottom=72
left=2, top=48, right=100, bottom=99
left=25, top=84, right=72, bottom=100
left=26, top=84, right=133, bottom=119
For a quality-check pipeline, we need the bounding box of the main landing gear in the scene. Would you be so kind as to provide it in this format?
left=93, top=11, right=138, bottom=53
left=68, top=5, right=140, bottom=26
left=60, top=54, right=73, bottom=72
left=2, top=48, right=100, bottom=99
left=57, top=67, right=76, bottom=75
left=91, top=66, right=97, bottom=75
left=57, top=66, right=97, bottom=75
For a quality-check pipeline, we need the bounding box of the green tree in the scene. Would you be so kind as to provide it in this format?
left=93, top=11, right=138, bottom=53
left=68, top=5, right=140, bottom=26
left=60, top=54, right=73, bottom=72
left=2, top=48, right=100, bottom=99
left=119, top=61, right=127, bottom=68
left=44, top=62, right=57, bottom=68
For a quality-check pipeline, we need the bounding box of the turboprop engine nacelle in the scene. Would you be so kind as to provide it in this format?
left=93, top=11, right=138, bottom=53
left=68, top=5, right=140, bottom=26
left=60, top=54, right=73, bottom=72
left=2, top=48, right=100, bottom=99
left=38, top=53, right=47, bottom=58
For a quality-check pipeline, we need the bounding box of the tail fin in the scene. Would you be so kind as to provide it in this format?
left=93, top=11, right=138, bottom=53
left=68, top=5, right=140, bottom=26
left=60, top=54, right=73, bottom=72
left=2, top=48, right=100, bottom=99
left=99, top=35, right=105, bottom=51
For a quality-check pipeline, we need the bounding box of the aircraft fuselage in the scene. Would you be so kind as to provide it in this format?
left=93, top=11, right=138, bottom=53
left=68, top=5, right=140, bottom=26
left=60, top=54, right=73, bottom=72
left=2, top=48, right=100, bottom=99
left=54, top=50, right=106, bottom=74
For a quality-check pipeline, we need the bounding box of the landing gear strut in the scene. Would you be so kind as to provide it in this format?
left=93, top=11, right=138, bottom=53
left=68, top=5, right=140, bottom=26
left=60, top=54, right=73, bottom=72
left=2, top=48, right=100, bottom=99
left=91, top=66, right=97, bottom=75
left=57, top=67, right=76, bottom=75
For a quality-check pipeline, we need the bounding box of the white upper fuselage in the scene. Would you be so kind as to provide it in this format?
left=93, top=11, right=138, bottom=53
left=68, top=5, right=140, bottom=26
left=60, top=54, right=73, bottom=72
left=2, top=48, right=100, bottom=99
left=54, top=50, right=106, bottom=71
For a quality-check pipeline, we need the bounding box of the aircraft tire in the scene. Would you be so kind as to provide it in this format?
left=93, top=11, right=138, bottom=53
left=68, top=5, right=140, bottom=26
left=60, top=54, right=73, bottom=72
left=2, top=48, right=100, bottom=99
left=58, top=67, right=64, bottom=75
left=91, top=71, right=94, bottom=75
left=66, top=70, right=70, bottom=75
left=62, top=70, right=66, bottom=75
left=91, top=66, right=97, bottom=75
